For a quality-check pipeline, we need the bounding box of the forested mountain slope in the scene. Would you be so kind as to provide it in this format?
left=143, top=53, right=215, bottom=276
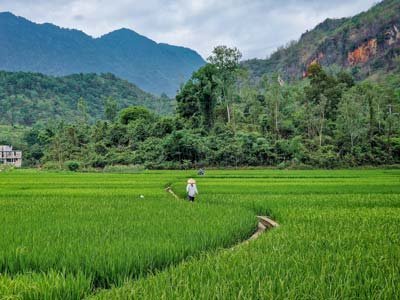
left=0, top=12, right=205, bottom=96
left=0, top=71, right=173, bottom=126
left=243, top=0, right=400, bottom=81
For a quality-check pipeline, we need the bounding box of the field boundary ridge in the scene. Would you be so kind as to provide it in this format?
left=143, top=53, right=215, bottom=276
left=165, top=186, right=180, bottom=200
left=165, top=186, right=279, bottom=245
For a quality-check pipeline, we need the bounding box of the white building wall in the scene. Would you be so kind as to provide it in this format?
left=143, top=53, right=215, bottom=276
left=0, top=145, right=22, bottom=167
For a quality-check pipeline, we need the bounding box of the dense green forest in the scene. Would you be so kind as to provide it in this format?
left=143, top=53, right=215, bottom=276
left=13, top=46, right=400, bottom=169
left=0, top=71, right=173, bottom=126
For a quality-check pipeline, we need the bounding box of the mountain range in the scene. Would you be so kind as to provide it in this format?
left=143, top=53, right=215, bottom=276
left=0, top=12, right=205, bottom=96
left=243, top=0, right=400, bottom=82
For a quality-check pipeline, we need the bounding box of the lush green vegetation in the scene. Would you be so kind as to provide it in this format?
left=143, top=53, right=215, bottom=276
left=0, top=124, right=28, bottom=145
left=0, top=170, right=255, bottom=299
left=94, top=169, right=400, bottom=300
left=1, top=1, right=398, bottom=298
left=0, top=71, right=173, bottom=126
left=1, top=3, right=399, bottom=170
left=1, top=169, right=399, bottom=299
left=18, top=47, right=400, bottom=169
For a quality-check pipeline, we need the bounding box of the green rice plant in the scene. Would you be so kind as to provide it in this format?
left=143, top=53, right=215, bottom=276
left=1, top=169, right=400, bottom=299
left=93, top=169, right=400, bottom=299
left=102, top=165, right=145, bottom=173
left=0, top=170, right=256, bottom=299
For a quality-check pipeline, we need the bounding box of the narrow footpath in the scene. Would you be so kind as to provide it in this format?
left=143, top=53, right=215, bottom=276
left=165, top=185, right=279, bottom=246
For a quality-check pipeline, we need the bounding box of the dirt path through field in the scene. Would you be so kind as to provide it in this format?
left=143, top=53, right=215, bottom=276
left=165, top=186, right=279, bottom=245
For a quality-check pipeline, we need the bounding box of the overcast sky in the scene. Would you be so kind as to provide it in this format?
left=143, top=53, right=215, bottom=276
left=0, top=0, right=381, bottom=59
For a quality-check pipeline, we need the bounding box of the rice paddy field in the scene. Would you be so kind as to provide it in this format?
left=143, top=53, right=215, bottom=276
left=0, top=169, right=399, bottom=299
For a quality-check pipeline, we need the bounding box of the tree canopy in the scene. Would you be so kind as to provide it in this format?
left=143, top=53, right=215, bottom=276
left=3, top=47, right=399, bottom=169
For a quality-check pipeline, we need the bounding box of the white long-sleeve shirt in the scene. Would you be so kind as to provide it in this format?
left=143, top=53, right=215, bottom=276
left=186, top=184, right=198, bottom=197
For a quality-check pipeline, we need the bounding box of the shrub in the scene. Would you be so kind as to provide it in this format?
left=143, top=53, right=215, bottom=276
left=0, top=165, right=15, bottom=172
left=42, top=161, right=62, bottom=170
left=65, top=161, right=81, bottom=172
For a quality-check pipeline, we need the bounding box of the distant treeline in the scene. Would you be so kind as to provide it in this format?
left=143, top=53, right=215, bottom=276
left=0, top=71, right=173, bottom=126
left=10, top=47, right=400, bottom=169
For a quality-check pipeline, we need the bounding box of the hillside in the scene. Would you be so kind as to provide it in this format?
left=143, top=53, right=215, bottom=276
left=0, top=71, right=173, bottom=126
left=243, top=0, right=400, bottom=81
left=0, top=12, right=205, bottom=96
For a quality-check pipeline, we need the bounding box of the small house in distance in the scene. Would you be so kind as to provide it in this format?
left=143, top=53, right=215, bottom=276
left=0, top=145, right=22, bottom=167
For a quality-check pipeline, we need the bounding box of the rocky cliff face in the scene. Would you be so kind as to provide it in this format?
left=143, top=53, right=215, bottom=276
left=244, top=0, right=400, bottom=81
left=307, top=22, right=400, bottom=72
left=347, top=39, right=378, bottom=66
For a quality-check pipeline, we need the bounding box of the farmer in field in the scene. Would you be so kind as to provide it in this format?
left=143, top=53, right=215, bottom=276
left=186, top=178, right=198, bottom=202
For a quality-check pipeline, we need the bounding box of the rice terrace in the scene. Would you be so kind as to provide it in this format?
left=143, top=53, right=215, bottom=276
left=0, top=169, right=399, bottom=299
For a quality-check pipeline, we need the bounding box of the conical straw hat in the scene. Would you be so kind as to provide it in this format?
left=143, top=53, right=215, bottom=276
left=187, top=178, right=196, bottom=184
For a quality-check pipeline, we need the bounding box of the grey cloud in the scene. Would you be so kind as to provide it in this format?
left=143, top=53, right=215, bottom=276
left=0, top=0, right=380, bottom=59
left=73, top=14, right=84, bottom=21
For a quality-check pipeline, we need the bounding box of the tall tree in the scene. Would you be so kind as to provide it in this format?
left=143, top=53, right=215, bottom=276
left=77, top=97, right=88, bottom=124
left=104, top=97, right=118, bottom=122
left=337, top=87, right=368, bottom=151
left=261, top=74, right=284, bottom=138
left=176, top=64, right=219, bottom=131
left=207, top=46, right=242, bottom=125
